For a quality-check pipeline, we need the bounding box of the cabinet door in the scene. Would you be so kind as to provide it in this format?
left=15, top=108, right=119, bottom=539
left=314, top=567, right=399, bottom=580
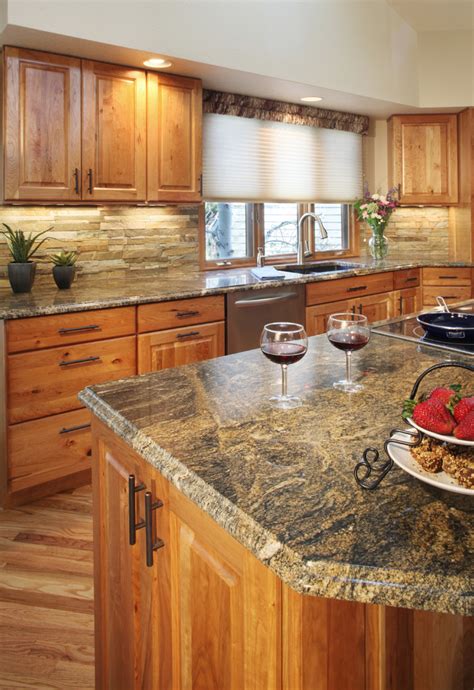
left=306, top=299, right=352, bottom=336
left=137, top=322, right=225, bottom=374
left=82, top=60, right=146, bottom=201
left=389, top=114, right=458, bottom=204
left=392, top=287, right=423, bottom=318
left=93, top=424, right=171, bottom=690
left=354, top=293, right=393, bottom=324
left=147, top=73, right=202, bottom=202
left=169, top=486, right=281, bottom=690
left=4, top=47, right=81, bottom=201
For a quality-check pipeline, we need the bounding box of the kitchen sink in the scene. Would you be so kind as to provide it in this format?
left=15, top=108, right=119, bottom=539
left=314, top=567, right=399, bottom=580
left=279, top=261, right=364, bottom=275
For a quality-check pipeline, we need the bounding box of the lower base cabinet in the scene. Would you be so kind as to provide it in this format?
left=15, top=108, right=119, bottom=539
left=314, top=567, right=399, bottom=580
left=92, top=418, right=473, bottom=690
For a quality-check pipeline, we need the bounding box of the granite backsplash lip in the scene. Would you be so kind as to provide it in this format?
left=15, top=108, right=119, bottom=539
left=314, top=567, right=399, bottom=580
left=79, top=335, right=474, bottom=616
left=1, top=257, right=473, bottom=320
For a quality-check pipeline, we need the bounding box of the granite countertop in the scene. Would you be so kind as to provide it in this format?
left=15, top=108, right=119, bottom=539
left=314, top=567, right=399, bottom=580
left=79, top=335, right=474, bottom=616
left=1, top=257, right=473, bottom=320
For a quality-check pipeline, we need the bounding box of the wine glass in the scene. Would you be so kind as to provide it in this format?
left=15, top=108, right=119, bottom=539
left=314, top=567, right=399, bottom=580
left=326, top=313, right=370, bottom=393
left=260, top=322, right=308, bottom=409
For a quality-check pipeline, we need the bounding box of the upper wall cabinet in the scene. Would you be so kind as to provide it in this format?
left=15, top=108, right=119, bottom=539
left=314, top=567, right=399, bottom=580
left=4, top=47, right=82, bottom=201
left=147, top=73, right=202, bottom=202
left=81, top=60, right=147, bottom=202
left=388, top=114, right=458, bottom=205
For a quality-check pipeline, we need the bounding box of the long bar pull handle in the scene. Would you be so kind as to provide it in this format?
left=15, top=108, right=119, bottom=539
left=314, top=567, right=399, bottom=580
left=59, top=355, right=101, bottom=367
left=58, top=324, right=100, bottom=335
left=358, top=303, right=363, bottom=315
left=399, top=296, right=403, bottom=315
left=87, top=169, right=93, bottom=194
left=128, top=475, right=145, bottom=546
left=234, top=292, right=299, bottom=307
left=176, top=310, right=200, bottom=319
left=145, top=491, right=164, bottom=567
left=59, top=423, right=91, bottom=434
left=405, top=277, right=418, bottom=283
left=176, top=331, right=200, bottom=339
left=438, top=275, right=458, bottom=280
left=347, top=285, right=367, bottom=293
left=73, top=168, right=80, bottom=195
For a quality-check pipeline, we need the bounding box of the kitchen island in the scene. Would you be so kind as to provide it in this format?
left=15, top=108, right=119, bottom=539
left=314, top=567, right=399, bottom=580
left=81, top=334, right=473, bottom=690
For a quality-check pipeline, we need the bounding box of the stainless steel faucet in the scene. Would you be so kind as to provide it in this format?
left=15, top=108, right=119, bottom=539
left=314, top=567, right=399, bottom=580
left=297, top=212, right=329, bottom=264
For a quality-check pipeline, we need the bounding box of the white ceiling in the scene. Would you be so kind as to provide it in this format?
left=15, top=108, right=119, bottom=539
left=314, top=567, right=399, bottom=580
left=389, top=0, right=474, bottom=32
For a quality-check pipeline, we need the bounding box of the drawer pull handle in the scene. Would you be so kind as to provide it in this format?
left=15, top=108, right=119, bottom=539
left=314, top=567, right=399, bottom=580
left=176, top=331, right=200, bottom=339
left=440, top=296, right=457, bottom=300
left=176, top=310, right=200, bottom=319
left=145, top=491, right=164, bottom=567
left=73, top=168, right=80, bottom=195
left=59, top=423, right=91, bottom=434
left=128, top=475, right=145, bottom=546
left=438, top=275, right=458, bottom=280
left=58, top=325, right=100, bottom=335
left=347, top=285, right=367, bottom=293
left=405, top=277, right=418, bottom=283
left=59, top=355, right=101, bottom=367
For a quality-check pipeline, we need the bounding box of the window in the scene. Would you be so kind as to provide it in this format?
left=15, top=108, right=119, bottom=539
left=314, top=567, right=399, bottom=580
left=203, top=202, right=354, bottom=266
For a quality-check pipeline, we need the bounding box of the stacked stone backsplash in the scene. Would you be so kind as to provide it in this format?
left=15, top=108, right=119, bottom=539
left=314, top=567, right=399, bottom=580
left=0, top=206, right=200, bottom=284
left=359, top=207, right=449, bottom=260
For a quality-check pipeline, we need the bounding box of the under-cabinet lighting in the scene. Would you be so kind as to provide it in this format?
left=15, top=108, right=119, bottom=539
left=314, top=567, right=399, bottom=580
left=300, top=96, right=323, bottom=102
left=143, top=57, right=172, bottom=69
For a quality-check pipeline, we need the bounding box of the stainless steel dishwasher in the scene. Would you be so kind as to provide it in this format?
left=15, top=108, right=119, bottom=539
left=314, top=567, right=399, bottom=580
left=226, top=285, right=305, bottom=354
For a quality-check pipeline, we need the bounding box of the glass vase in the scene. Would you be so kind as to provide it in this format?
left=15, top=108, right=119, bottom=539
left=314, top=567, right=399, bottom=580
left=368, top=226, right=389, bottom=261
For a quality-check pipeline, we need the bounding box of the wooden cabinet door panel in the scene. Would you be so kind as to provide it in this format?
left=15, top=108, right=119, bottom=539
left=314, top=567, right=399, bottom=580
left=393, top=268, right=420, bottom=290
left=138, top=296, right=225, bottom=333
left=306, top=272, right=394, bottom=306
left=4, top=47, right=81, bottom=201
left=422, top=267, right=471, bottom=286
left=138, top=322, right=225, bottom=374
left=392, top=287, right=422, bottom=318
left=389, top=114, right=458, bottom=205
left=355, top=293, right=393, bottom=324
left=306, top=299, right=352, bottom=336
left=8, top=335, right=136, bottom=423
left=147, top=73, right=202, bottom=202
left=422, top=286, right=472, bottom=307
left=82, top=60, right=146, bottom=201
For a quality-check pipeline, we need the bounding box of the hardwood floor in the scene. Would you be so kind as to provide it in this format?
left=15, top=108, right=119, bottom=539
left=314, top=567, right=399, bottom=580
left=0, top=485, right=94, bottom=689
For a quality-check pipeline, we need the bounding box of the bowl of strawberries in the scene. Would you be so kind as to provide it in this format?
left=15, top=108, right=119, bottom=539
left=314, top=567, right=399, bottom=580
left=403, top=385, right=474, bottom=446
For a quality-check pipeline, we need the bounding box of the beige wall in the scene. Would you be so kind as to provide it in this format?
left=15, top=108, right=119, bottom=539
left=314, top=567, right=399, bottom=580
left=418, top=30, right=474, bottom=107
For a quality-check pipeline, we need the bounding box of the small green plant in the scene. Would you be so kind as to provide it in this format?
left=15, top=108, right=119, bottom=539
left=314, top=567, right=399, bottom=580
left=1, top=223, right=50, bottom=263
left=50, top=250, right=78, bottom=267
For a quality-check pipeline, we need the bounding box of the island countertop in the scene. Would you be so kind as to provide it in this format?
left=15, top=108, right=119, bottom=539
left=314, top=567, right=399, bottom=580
left=79, top=334, right=474, bottom=617
left=1, top=257, right=473, bottom=320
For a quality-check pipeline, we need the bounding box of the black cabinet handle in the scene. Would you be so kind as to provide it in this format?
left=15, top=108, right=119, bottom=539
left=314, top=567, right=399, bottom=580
left=176, top=310, right=200, bottom=319
left=351, top=305, right=356, bottom=315
left=59, top=355, right=101, bottom=367
left=347, top=285, right=366, bottom=293
left=87, top=169, right=93, bottom=194
left=358, top=303, right=363, bottom=314
left=73, top=168, right=80, bottom=195
left=438, top=275, right=458, bottom=280
left=199, top=173, right=203, bottom=195
left=58, top=324, right=100, bottom=335
left=176, top=331, right=200, bottom=339
left=399, top=296, right=403, bottom=315
left=128, top=475, right=145, bottom=546
left=405, top=276, right=418, bottom=283
left=59, top=423, right=91, bottom=434
left=145, top=491, right=164, bottom=567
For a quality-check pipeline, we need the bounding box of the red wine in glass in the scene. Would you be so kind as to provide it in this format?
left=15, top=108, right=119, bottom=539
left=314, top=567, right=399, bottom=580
left=327, top=331, right=370, bottom=352
left=261, top=342, right=308, bottom=365
left=260, top=323, right=308, bottom=408
left=327, top=313, right=370, bottom=393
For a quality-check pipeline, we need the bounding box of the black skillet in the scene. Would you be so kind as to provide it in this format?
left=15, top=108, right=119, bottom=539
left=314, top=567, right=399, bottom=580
left=417, top=299, right=474, bottom=343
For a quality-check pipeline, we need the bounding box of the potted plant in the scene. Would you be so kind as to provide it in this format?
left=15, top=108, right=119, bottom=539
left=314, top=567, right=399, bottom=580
left=50, top=250, right=78, bottom=289
left=354, top=187, right=399, bottom=261
left=1, top=223, right=50, bottom=293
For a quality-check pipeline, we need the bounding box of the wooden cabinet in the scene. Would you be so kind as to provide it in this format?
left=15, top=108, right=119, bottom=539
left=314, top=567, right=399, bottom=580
left=138, top=322, right=225, bottom=374
left=147, top=73, right=202, bottom=202
left=422, top=267, right=472, bottom=307
left=4, top=47, right=82, bottom=201
left=137, top=296, right=224, bottom=333
left=393, top=268, right=420, bottom=290
left=306, top=299, right=352, bottom=336
left=392, top=286, right=423, bottom=317
left=82, top=60, right=147, bottom=202
left=306, top=272, right=394, bottom=307
left=388, top=114, right=458, bottom=205
left=355, top=292, right=393, bottom=323
left=306, top=292, right=393, bottom=336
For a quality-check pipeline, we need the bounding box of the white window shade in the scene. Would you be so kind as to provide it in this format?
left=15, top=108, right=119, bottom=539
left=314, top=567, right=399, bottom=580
left=203, top=113, right=363, bottom=203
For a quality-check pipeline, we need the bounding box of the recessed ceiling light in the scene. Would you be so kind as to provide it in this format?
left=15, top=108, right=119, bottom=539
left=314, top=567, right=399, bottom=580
left=143, top=57, right=172, bottom=69
left=300, top=96, right=323, bottom=103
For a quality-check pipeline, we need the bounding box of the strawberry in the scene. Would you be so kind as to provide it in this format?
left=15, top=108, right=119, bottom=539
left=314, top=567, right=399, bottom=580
left=412, top=398, right=456, bottom=436
left=452, top=396, right=474, bottom=423
left=428, top=386, right=460, bottom=406
left=454, top=409, right=474, bottom=441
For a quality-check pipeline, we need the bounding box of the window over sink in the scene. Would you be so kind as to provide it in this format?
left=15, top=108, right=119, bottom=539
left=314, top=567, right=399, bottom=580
left=203, top=202, right=355, bottom=267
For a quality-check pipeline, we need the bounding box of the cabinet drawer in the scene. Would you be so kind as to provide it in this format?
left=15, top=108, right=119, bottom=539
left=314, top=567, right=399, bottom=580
left=422, top=268, right=471, bottom=286
left=6, top=306, right=136, bottom=353
left=306, top=272, right=393, bottom=306
left=8, top=409, right=92, bottom=494
left=393, top=269, right=420, bottom=290
left=138, top=322, right=225, bottom=373
left=422, top=286, right=472, bottom=307
left=8, top=335, right=136, bottom=423
left=138, top=296, right=225, bottom=333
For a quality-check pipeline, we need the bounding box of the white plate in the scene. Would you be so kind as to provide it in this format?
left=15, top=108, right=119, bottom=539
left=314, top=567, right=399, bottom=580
left=406, top=417, right=474, bottom=447
left=387, top=431, right=474, bottom=496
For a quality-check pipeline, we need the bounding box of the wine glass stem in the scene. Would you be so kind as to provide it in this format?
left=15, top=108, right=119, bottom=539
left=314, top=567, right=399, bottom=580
left=345, top=351, right=352, bottom=384
left=281, top=364, right=288, bottom=397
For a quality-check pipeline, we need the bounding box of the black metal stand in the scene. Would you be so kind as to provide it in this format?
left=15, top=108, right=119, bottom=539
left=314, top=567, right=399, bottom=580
left=354, top=361, right=474, bottom=490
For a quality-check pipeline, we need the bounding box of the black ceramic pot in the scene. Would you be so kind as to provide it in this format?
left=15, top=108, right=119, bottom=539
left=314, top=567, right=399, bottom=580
left=53, top=265, right=76, bottom=290
left=8, top=262, right=36, bottom=293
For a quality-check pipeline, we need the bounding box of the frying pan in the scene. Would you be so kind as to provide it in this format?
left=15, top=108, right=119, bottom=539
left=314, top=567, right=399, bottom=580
left=417, top=310, right=474, bottom=342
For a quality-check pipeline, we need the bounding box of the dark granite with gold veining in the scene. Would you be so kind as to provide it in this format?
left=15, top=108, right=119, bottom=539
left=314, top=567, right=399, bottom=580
left=79, top=335, right=474, bottom=616
left=1, top=258, right=473, bottom=320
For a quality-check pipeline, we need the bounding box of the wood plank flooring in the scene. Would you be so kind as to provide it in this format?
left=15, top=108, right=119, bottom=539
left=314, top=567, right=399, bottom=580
left=0, top=485, right=94, bottom=689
